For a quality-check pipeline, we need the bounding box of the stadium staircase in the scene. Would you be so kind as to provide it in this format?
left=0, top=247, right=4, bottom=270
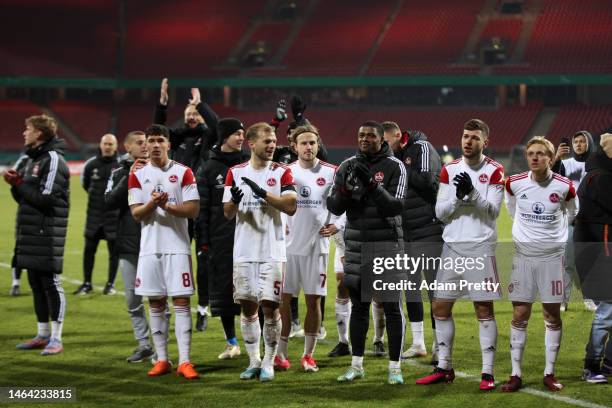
left=522, top=107, right=558, bottom=143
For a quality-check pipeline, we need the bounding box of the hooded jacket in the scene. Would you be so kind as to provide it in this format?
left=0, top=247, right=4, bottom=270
left=552, top=131, right=595, bottom=191
left=195, top=146, right=249, bottom=315
left=82, top=151, right=120, bottom=240
left=576, top=147, right=612, bottom=225
left=11, top=137, right=70, bottom=273
left=154, top=102, right=218, bottom=172
left=327, top=141, right=407, bottom=288
left=104, top=154, right=141, bottom=256
left=394, top=130, right=443, bottom=241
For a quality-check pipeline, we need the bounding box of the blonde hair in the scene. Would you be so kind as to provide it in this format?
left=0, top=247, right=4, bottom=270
left=600, top=133, right=612, bottom=147
left=525, top=136, right=555, bottom=160
left=25, top=114, right=57, bottom=141
left=245, top=122, right=274, bottom=142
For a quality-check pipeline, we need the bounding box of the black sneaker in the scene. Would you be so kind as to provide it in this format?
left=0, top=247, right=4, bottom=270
left=328, top=342, right=351, bottom=357
left=373, top=341, right=386, bottom=357
left=103, top=282, right=116, bottom=295
left=73, top=282, right=93, bottom=295
left=196, top=312, right=208, bottom=332
left=126, top=345, right=155, bottom=363
left=9, top=285, right=20, bottom=296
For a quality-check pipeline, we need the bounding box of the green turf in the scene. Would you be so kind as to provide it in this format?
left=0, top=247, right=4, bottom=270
left=0, top=177, right=609, bottom=408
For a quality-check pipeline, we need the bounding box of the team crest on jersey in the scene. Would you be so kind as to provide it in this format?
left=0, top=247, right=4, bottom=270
left=135, top=278, right=141, bottom=288
left=267, top=178, right=277, bottom=187
left=479, top=174, right=489, bottom=183
left=532, top=202, right=545, bottom=214
left=404, top=157, right=412, bottom=165
left=374, top=172, right=384, bottom=183
left=169, top=174, right=178, bottom=183
left=549, top=193, right=559, bottom=203
left=316, top=177, right=326, bottom=186
left=92, top=168, right=100, bottom=180
left=32, top=164, right=39, bottom=176
left=299, top=186, right=311, bottom=197
left=215, top=174, right=224, bottom=186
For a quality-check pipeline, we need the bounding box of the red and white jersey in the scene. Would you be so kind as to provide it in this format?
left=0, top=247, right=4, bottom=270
left=128, top=161, right=199, bottom=255
left=436, top=156, right=504, bottom=245
left=286, top=160, right=337, bottom=256
left=505, top=171, right=577, bottom=256
left=223, top=161, right=296, bottom=262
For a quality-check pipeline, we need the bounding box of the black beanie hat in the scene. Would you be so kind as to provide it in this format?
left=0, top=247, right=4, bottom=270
left=217, top=118, right=244, bottom=145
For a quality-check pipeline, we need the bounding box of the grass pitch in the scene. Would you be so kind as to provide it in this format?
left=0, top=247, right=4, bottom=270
left=0, top=178, right=609, bottom=408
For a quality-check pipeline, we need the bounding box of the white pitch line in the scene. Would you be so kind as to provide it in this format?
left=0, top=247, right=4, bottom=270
left=403, top=359, right=610, bottom=408
left=0, top=262, right=198, bottom=314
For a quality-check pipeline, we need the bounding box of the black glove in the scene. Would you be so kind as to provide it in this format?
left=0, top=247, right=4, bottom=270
left=230, top=181, right=244, bottom=204
left=241, top=176, right=267, bottom=199
left=275, top=99, right=287, bottom=121
left=453, top=172, right=474, bottom=199
left=352, top=161, right=373, bottom=187
left=290, top=95, right=307, bottom=124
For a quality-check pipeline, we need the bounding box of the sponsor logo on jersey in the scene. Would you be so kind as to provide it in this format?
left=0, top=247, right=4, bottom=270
left=169, top=174, right=178, bottom=183
left=267, top=178, right=277, bottom=187
left=520, top=193, right=528, bottom=199
left=479, top=173, right=489, bottom=183
left=374, top=171, right=384, bottom=183
left=299, top=186, right=311, bottom=198
left=316, top=177, right=326, bottom=186
left=549, top=193, right=559, bottom=203
left=532, top=202, right=545, bottom=214
left=144, top=179, right=151, bottom=184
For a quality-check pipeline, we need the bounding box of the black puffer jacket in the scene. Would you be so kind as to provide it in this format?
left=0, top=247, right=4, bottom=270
left=104, top=155, right=140, bottom=256
left=82, top=152, right=120, bottom=240
left=154, top=102, right=218, bottom=172
left=327, top=142, right=407, bottom=287
left=11, top=137, right=70, bottom=273
left=394, top=131, right=443, bottom=241
left=195, top=147, right=248, bottom=315
left=576, top=147, right=612, bottom=225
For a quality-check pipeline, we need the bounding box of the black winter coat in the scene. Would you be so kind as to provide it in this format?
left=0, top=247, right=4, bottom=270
left=154, top=102, right=217, bottom=172
left=195, top=147, right=249, bottom=315
left=327, top=142, right=407, bottom=289
left=82, top=153, right=120, bottom=240
left=104, top=155, right=141, bottom=256
left=394, top=131, right=443, bottom=241
left=11, top=137, right=70, bottom=273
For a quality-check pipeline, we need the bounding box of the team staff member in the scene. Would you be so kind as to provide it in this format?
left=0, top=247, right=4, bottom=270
left=195, top=118, right=249, bottom=359
left=105, top=130, right=154, bottom=363
left=74, top=134, right=120, bottom=295
left=5, top=114, right=69, bottom=356
left=327, top=120, right=408, bottom=385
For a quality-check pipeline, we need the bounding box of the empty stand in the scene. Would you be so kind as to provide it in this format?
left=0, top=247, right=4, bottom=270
left=546, top=105, right=612, bottom=144
left=49, top=101, right=112, bottom=144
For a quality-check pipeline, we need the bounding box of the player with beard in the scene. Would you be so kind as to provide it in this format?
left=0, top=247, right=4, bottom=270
left=223, top=123, right=297, bottom=382
left=416, top=119, right=504, bottom=390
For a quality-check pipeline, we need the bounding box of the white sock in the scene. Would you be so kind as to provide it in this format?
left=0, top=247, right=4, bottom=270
left=389, top=360, right=400, bottom=370
left=304, top=333, right=317, bottom=357
left=278, top=336, right=289, bottom=360
left=434, top=317, right=454, bottom=370
left=544, top=322, right=562, bottom=375
left=479, top=318, right=497, bottom=375
left=51, top=321, right=63, bottom=342
left=262, top=316, right=281, bottom=369
left=432, top=330, right=439, bottom=356
left=241, top=314, right=261, bottom=368
left=410, top=321, right=425, bottom=348
left=150, top=307, right=169, bottom=362
left=174, top=305, right=192, bottom=365
left=335, top=297, right=350, bottom=344
left=37, top=322, right=50, bottom=337
left=197, top=305, right=206, bottom=314
left=352, top=355, right=363, bottom=368
left=372, top=301, right=385, bottom=343
left=12, top=278, right=20, bottom=286
left=510, top=322, right=527, bottom=377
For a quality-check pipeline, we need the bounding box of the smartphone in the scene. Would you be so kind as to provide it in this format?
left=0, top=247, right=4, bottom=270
left=560, top=137, right=570, bottom=146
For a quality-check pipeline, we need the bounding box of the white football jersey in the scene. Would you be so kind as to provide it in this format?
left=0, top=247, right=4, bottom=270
left=436, top=156, right=504, bottom=245
left=128, top=161, right=199, bottom=255
left=223, top=161, right=296, bottom=262
left=505, top=171, right=577, bottom=256
left=286, top=160, right=337, bottom=256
